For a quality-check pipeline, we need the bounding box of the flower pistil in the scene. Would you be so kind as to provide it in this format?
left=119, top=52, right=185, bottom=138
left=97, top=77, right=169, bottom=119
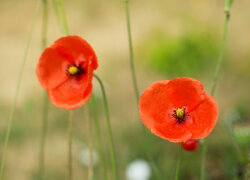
left=67, top=65, right=85, bottom=77
left=172, top=107, right=188, bottom=124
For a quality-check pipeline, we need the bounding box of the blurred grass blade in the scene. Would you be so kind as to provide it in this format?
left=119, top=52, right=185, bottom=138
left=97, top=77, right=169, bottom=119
left=85, top=105, right=93, bottom=180
left=147, top=154, right=163, bottom=180
left=38, top=0, right=49, bottom=179
left=246, top=152, right=250, bottom=180
left=225, top=0, right=234, bottom=12
left=52, top=0, right=64, bottom=33
left=124, top=1, right=164, bottom=179
left=52, top=0, right=69, bottom=35
left=90, top=95, right=108, bottom=180
left=94, top=74, right=118, bottom=180
left=0, top=1, right=41, bottom=179
left=58, top=0, right=69, bottom=35
left=68, top=111, right=74, bottom=180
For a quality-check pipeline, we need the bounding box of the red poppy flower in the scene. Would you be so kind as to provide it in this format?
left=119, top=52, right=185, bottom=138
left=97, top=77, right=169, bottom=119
left=139, top=77, right=218, bottom=142
left=179, top=139, right=199, bottom=152
left=36, top=35, right=98, bottom=109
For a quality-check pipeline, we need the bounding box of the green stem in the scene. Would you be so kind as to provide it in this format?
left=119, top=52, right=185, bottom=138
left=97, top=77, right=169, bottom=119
left=68, top=111, right=74, bottom=180
left=147, top=154, right=163, bottom=180
left=39, top=93, right=49, bottom=180
left=124, top=1, right=163, bottom=179
left=200, top=140, right=207, bottom=180
left=85, top=105, right=93, bottom=180
left=245, top=151, right=250, bottom=180
left=39, top=0, right=49, bottom=179
left=0, top=1, right=41, bottom=179
left=94, top=74, right=118, bottom=180
left=210, top=11, right=230, bottom=96
left=51, top=0, right=64, bottom=33
left=90, top=95, right=108, bottom=180
left=41, top=0, right=48, bottom=50
left=58, top=0, right=69, bottom=35
left=200, top=11, right=230, bottom=180
left=175, top=143, right=183, bottom=180
left=124, top=0, right=140, bottom=104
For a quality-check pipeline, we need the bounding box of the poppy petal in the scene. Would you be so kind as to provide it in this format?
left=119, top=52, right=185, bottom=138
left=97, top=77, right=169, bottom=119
left=48, top=79, right=93, bottom=110
left=54, top=35, right=98, bottom=70
left=166, top=77, right=205, bottom=111
left=47, top=66, right=93, bottom=110
left=36, top=48, right=70, bottom=89
left=153, top=121, right=192, bottom=142
left=139, top=80, right=174, bottom=130
left=186, top=94, right=218, bottom=139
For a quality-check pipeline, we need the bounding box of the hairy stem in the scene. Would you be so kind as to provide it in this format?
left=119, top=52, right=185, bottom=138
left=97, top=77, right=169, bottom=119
left=0, top=1, right=41, bottom=179
left=94, top=74, right=118, bottom=180
left=39, top=0, right=49, bottom=179
left=200, top=11, right=230, bottom=180
left=175, top=143, right=183, bottom=180
left=210, top=11, right=230, bottom=96
left=200, top=140, right=207, bottom=180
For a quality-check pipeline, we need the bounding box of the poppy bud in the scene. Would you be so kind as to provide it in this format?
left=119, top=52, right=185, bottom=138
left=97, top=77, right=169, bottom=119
left=179, top=139, right=199, bottom=152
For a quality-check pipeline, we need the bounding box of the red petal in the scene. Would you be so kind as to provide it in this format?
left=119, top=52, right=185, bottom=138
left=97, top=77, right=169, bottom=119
left=54, top=35, right=98, bottom=70
left=139, top=80, right=173, bottom=130
left=186, top=94, right=218, bottom=139
left=36, top=47, right=70, bottom=89
left=139, top=80, right=192, bottom=142
left=47, top=68, right=93, bottom=110
left=166, top=77, right=205, bottom=111
left=153, top=121, right=192, bottom=142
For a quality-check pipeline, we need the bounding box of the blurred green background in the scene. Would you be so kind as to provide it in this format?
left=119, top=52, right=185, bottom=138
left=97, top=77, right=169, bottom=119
left=0, top=0, right=250, bottom=179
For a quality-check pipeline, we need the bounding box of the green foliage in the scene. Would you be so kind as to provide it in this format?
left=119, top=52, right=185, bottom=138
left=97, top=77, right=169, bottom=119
left=233, top=122, right=250, bottom=147
left=146, top=32, right=219, bottom=77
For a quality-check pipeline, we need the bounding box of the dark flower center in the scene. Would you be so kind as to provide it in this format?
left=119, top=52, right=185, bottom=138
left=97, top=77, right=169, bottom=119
left=67, top=65, right=85, bottom=77
left=172, top=106, right=189, bottom=124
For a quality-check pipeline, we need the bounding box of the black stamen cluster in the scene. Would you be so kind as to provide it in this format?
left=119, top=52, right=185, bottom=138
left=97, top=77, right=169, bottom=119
left=67, top=65, right=86, bottom=77
left=172, top=106, right=189, bottom=124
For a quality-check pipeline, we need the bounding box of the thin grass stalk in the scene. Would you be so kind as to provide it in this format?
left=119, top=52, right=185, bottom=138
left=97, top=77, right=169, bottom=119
left=38, top=0, right=49, bottom=179
left=123, top=1, right=163, bottom=179
left=245, top=151, right=250, bottom=180
left=85, top=105, right=93, bottom=180
left=53, top=1, right=117, bottom=178
left=94, top=74, right=118, bottom=180
left=124, top=0, right=139, bottom=104
left=52, top=1, right=74, bottom=179
left=58, top=0, right=69, bottom=35
left=90, top=95, right=108, bottom=180
left=147, top=154, right=163, bottom=180
left=51, top=0, right=64, bottom=33
left=0, top=1, right=41, bottom=179
left=68, top=111, right=74, bottom=180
